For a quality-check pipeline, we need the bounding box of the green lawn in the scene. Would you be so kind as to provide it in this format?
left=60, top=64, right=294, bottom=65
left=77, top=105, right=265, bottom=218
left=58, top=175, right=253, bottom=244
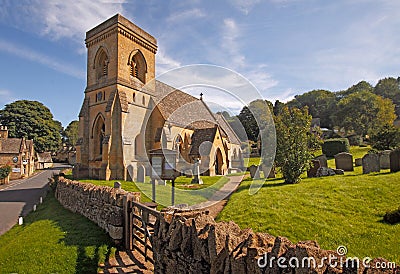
left=0, top=190, right=115, bottom=274
left=217, top=172, right=400, bottom=264
left=80, top=176, right=229, bottom=208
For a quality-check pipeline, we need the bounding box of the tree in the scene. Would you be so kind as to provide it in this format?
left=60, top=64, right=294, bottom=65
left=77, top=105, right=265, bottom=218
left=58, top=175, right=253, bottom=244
left=335, top=91, right=396, bottom=136
left=287, top=89, right=337, bottom=128
left=0, top=100, right=62, bottom=152
left=63, top=120, right=79, bottom=147
left=337, top=80, right=373, bottom=99
left=275, top=106, right=313, bottom=184
left=369, top=124, right=400, bottom=151
left=373, top=77, right=400, bottom=117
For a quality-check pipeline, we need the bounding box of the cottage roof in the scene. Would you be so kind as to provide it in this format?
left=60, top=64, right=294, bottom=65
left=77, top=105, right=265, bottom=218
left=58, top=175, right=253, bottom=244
left=37, top=152, right=53, bottom=163
left=0, top=138, right=24, bottom=154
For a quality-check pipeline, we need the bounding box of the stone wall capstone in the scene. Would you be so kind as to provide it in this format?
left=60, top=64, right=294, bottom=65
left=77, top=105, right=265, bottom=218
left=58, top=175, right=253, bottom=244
left=55, top=177, right=140, bottom=243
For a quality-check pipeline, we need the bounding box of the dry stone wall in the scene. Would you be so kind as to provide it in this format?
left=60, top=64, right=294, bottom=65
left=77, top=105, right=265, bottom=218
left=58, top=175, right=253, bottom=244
left=153, top=210, right=398, bottom=274
left=54, top=177, right=140, bottom=243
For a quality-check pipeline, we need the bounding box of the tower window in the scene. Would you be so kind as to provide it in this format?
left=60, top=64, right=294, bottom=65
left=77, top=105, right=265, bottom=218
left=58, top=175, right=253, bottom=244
left=142, top=96, right=145, bottom=106
left=128, top=50, right=147, bottom=83
left=95, top=48, right=109, bottom=81
left=133, top=92, right=136, bottom=102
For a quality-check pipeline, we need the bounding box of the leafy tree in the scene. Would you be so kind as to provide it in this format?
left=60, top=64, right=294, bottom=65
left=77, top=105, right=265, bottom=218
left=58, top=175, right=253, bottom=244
left=0, top=100, right=62, bottom=152
left=335, top=91, right=396, bottom=136
left=373, top=77, right=400, bottom=117
left=337, top=80, right=373, bottom=99
left=273, top=100, right=285, bottom=116
left=369, top=124, right=400, bottom=151
left=275, top=106, right=313, bottom=184
left=63, top=120, right=79, bottom=147
left=0, top=166, right=11, bottom=180
left=287, top=89, right=337, bottom=128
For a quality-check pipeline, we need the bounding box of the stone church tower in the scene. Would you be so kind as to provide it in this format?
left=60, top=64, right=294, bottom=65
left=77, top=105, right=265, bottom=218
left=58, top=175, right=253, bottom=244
left=74, top=14, right=157, bottom=180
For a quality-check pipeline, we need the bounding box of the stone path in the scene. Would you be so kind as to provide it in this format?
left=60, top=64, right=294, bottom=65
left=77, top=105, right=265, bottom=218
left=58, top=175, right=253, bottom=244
left=100, top=175, right=245, bottom=273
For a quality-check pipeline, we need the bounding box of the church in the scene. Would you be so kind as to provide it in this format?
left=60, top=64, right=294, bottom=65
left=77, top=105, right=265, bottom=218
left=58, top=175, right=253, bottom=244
left=74, top=14, right=244, bottom=182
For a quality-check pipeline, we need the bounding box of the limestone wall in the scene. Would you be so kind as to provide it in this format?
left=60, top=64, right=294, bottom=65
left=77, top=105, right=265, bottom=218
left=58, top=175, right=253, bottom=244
left=54, top=177, right=140, bottom=243
left=153, top=210, right=397, bottom=274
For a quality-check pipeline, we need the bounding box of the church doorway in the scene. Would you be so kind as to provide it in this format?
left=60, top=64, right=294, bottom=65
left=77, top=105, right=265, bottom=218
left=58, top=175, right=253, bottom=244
left=215, top=148, right=223, bottom=175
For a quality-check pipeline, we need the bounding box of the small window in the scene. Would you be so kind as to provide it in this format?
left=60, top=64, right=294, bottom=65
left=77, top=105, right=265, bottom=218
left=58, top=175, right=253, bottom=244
left=133, top=92, right=136, bottom=102
left=96, top=49, right=109, bottom=80
left=142, top=96, right=145, bottom=105
left=96, top=92, right=103, bottom=102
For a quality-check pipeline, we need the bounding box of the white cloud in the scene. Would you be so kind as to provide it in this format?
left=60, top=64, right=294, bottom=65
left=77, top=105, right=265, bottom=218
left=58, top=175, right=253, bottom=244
left=230, top=0, right=261, bottom=15
left=0, top=40, right=85, bottom=79
left=0, top=89, right=16, bottom=105
left=156, top=49, right=182, bottom=75
left=1, top=0, right=125, bottom=42
left=221, top=18, right=245, bottom=68
left=166, top=8, right=206, bottom=23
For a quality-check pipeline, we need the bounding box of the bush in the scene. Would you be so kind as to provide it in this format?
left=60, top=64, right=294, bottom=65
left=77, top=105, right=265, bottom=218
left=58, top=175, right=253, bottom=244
left=322, top=138, right=350, bottom=157
left=369, top=124, right=400, bottom=151
left=0, top=165, right=11, bottom=180
left=346, top=134, right=362, bottom=146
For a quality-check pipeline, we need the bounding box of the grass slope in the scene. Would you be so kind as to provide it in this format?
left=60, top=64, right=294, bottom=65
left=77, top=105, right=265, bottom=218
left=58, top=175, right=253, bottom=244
left=0, top=191, right=115, bottom=274
left=217, top=172, right=400, bottom=263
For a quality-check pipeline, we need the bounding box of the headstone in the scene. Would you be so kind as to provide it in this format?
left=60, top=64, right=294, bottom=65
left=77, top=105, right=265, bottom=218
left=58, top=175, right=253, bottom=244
left=314, top=155, right=328, bottom=168
left=307, top=160, right=321, bottom=178
left=334, top=152, right=354, bottom=171
left=249, top=165, right=260, bottom=179
left=354, top=158, right=362, bottom=167
left=379, top=150, right=391, bottom=169
left=390, top=150, right=400, bottom=172
left=261, top=164, right=275, bottom=179
left=362, top=153, right=380, bottom=174
left=114, top=181, right=121, bottom=189
left=316, top=167, right=336, bottom=177
left=137, top=165, right=145, bottom=183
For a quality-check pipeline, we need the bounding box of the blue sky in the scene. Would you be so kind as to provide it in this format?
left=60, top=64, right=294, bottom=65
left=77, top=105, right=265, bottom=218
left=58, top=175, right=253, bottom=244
left=0, top=0, right=399, bottom=127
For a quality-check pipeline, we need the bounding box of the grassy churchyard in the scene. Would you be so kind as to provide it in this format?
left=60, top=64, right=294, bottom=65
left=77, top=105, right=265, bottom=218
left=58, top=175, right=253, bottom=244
left=218, top=146, right=400, bottom=264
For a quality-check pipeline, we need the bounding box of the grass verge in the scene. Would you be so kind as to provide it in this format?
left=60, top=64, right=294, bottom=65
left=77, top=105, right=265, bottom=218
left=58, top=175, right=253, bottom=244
left=0, top=190, right=115, bottom=274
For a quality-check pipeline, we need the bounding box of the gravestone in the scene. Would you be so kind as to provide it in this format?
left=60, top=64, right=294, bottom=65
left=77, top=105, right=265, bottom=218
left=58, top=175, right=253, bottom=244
left=314, top=155, right=328, bottom=168
left=335, top=152, right=354, bottom=171
left=137, top=165, right=145, bottom=183
left=354, top=158, right=362, bottom=167
left=261, top=164, right=275, bottom=179
left=390, top=150, right=400, bottom=172
left=307, top=160, right=321, bottom=178
left=249, top=165, right=260, bottom=179
left=316, top=167, right=336, bottom=177
left=379, top=150, right=391, bottom=169
left=362, top=153, right=380, bottom=174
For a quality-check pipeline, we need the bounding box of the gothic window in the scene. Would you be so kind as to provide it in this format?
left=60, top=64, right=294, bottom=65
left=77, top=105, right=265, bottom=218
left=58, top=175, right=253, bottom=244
left=128, top=50, right=147, bottom=83
left=132, top=92, right=136, bottom=102
left=95, top=48, right=109, bottom=81
left=142, top=96, right=145, bottom=106
left=92, top=114, right=105, bottom=158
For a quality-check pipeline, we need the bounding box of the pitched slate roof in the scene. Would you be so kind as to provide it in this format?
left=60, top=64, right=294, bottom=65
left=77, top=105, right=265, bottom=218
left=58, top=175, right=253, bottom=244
left=214, top=113, right=241, bottom=145
left=189, top=127, right=217, bottom=156
left=154, top=81, right=218, bottom=129
left=0, top=138, right=24, bottom=154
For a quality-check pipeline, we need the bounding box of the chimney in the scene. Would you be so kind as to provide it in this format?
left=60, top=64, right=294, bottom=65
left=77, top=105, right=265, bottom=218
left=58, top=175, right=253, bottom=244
left=0, top=125, right=8, bottom=139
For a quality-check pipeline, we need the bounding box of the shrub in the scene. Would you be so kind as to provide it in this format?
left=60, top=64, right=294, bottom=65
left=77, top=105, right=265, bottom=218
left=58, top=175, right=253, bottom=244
left=322, top=138, right=350, bottom=157
left=369, top=124, right=400, bottom=151
left=0, top=165, right=11, bottom=180
left=346, top=134, right=362, bottom=146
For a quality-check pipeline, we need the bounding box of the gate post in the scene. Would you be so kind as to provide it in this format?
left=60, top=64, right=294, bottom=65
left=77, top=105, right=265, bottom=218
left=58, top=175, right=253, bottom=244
left=123, top=193, right=133, bottom=250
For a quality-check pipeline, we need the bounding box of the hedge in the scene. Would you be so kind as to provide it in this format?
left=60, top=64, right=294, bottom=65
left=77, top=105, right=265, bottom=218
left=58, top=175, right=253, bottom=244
left=322, top=138, right=350, bottom=157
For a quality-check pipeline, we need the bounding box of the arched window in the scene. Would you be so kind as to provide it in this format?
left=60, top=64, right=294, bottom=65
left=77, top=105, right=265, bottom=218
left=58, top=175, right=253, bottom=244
left=95, top=48, right=109, bottom=80
left=128, top=50, right=147, bottom=83
left=142, top=95, right=146, bottom=106
left=132, top=92, right=136, bottom=102
left=92, top=114, right=105, bottom=158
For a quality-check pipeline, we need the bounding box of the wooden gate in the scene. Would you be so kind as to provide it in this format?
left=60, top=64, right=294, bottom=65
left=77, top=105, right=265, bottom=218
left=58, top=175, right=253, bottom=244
left=124, top=194, right=160, bottom=263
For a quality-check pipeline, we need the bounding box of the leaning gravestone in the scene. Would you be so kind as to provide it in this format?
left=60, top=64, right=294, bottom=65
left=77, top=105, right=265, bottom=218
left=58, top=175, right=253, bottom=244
left=379, top=150, right=391, bottom=169
left=314, top=155, right=328, bottom=168
left=307, top=160, right=321, bottom=178
left=249, top=165, right=260, bottom=179
left=362, top=153, right=380, bottom=174
left=335, top=152, right=354, bottom=171
left=390, top=150, right=400, bottom=172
